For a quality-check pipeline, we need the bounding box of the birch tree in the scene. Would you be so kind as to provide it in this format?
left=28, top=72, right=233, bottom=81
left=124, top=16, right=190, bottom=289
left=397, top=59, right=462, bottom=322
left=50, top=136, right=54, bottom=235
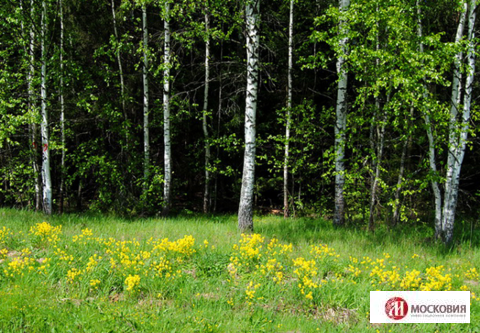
left=59, top=0, right=66, bottom=213
left=162, top=0, right=172, bottom=216
left=416, top=0, right=443, bottom=237
left=333, top=0, right=349, bottom=226
left=40, top=0, right=52, bottom=215
left=441, top=0, right=476, bottom=244
left=238, top=0, right=260, bottom=232
left=142, top=2, right=149, bottom=191
left=283, top=0, right=294, bottom=218
left=203, top=9, right=211, bottom=213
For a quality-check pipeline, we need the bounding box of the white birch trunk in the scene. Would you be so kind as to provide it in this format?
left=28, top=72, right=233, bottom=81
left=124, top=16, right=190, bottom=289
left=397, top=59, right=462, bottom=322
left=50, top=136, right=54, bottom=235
left=442, top=1, right=467, bottom=242
left=284, top=0, right=293, bottom=218
left=40, top=0, right=52, bottom=215
left=143, top=4, right=150, bottom=189
left=238, top=0, right=260, bottom=232
left=203, top=12, right=211, bottom=213
left=443, top=0, right=475, bottom=244
left=162, top=1, right=172, bottom=216
left=333, top=0, right=349, bottom=226
left=416, top=0, right=443, bottom=237
left=59, top=0, right=65, bottom=213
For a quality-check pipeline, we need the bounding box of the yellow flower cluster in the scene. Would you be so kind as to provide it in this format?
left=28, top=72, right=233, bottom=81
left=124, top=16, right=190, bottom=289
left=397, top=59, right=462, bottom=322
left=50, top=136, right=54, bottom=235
left=346, top=264, right=362, bottom=278
left=420, top=266, right=452, bottom=291
left=29, top=222, right=62, bottom=244
left=125, top=274, right=141, bottom=291
left=400, top=269, right=422, bottom=289
left=0, top=226, right=12, bottom=246
left=370, top=265, right=401, bottom=288
left=0, top=248, right=8, bottom=258
left=465, top=267, right=479, bottom=281
left=150, top=235, right=196, bottom=256
left=229, top=234, right=292, bottom=295
left=310, top=243, right=339, bottom=260
left=72, top=228, right=95, bottom=244
left=90, top=279, right=101, bottom=289
left=293, top=257, right=320, bottom=300
left=245, top=280, right=261, bottom=301
left=86, top=254, right=102, bottom=272
left=233, top=233, right=264, bottom=261
left=4, top=256, right=36, bottom=277
left=66, top=268, right=82, bottom=283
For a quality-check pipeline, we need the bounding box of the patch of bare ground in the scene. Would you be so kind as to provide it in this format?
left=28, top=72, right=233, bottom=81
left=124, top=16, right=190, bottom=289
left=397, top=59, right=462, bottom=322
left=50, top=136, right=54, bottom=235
left=195, top=292, right=219, bottom=300
left=465, top=279, right=479, bottom=286
left=109, top=292, right=125, bottom=303
left=310, top=305, right=358, bottom=325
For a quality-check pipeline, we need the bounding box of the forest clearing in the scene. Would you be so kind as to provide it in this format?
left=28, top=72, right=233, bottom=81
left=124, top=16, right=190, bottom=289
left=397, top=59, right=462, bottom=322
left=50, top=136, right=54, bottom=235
left=0, top=209, right=478, bottom=332
left=2, top=0, right=480, bottom=330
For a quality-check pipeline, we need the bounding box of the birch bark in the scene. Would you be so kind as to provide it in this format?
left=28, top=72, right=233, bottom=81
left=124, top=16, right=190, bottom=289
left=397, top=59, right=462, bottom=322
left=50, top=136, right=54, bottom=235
left=417, top=0, right=443, bottom=237
left=333, top=0, right=349, bottom=226
left=284, top=0, right=293, bottom=218
left=59, top=0, right=65, bottom=213
left=143, top=4, right=150, bottom=190
left=40, top=0, right=52, bottom=215
left=162, top=1, right=172, bottom=216
left=442, top=1, right=467, bottom=239
left=238, top=0, right=260, bottom=232
left=203, top=11, right=211, bottom=213
left=442, top=0, right=475, bottom=244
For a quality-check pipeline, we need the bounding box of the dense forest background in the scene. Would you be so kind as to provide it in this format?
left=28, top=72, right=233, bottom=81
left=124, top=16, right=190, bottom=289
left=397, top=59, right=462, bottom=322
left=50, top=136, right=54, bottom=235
left=1, top=0, right=479, bottom=241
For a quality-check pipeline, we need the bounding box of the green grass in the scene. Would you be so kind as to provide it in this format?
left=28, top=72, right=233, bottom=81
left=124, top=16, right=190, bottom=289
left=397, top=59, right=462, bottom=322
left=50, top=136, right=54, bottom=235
left=0, top=208, right=478, bottom=332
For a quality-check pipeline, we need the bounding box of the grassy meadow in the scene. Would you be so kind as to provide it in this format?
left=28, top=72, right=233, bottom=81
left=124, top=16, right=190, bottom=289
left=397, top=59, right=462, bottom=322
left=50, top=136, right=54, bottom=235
left=0, top=208, right=478, bottom=332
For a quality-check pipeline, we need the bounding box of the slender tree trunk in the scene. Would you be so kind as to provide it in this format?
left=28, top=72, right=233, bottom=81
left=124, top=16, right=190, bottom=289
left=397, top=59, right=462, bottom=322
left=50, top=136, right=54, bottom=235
left=368, top=103, right=387, bottom=232
left=368, top=20, right=380, bottom=230
left=417, top=0, right=443, bottom=238
left=162, top=1, right=172, bottom=216
left=333, top=0, right=349, bottom=227
left=202, top=11, right=211, bottom=213
left=40, top=0, right=52, bottom=215
left=111, top=0, right=127, bottom=131
left=26, top=0, right=41, bottom=211
left=392, top=107, right=412, bottom=226
left=238, top=0, right=260, bottom=232
left=59, top=0, right=66, bottom=213
left=213, top=32, right=224, bottom=213
left=142, top=4, right=150, bottom=192
left=284, top=0, right=293, bottom=218
left=442, top=0, right=475, bottom=244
